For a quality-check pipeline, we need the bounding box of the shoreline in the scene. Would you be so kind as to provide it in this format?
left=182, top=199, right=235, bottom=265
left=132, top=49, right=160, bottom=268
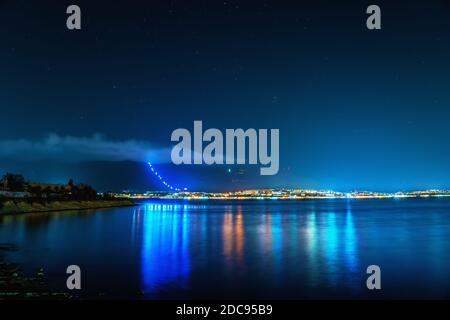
left=131, top=195, right=450, bottom=201
left=0, top=244, right=71, bottom=300
left=0, top=199, right=136, bottom=216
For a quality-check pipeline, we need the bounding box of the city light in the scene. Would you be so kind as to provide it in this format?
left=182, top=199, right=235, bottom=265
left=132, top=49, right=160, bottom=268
left=113, top=185, right=450, bottom=201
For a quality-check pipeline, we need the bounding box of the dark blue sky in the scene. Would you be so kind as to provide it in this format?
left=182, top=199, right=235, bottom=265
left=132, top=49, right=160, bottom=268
left=1, top=0, right=450, bottom=192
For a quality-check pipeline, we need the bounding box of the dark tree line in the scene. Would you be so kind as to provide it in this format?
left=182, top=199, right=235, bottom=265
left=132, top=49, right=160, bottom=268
left=0, top=173, right=26, bottom=192
left=0, top=173, right=109, bottom=203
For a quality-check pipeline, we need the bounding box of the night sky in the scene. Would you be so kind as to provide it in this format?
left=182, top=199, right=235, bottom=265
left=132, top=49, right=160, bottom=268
left=1, top=0, right=450, bottom=192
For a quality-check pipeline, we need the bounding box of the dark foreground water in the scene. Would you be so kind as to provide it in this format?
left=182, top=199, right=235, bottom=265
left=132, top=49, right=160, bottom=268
left=1, top=198, right=450, bottom=299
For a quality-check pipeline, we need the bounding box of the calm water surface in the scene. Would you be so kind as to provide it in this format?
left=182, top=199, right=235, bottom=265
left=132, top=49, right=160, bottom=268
left=1, top=198, right=450, bottom=299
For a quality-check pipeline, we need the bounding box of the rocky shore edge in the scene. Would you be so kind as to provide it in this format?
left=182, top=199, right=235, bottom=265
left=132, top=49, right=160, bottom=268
left=0, top=244, right=71, bottom=300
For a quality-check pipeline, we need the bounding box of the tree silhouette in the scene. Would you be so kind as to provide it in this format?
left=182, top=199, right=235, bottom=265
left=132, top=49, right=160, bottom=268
left=1, top=173, right=26, bottom=192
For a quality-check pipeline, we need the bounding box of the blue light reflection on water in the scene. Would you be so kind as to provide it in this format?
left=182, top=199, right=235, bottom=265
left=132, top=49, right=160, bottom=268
left=1, top=198, right=450, bottom=299
left=137, top=203, right=191, bottom=295
left=344, top=202, right=358, bottom=273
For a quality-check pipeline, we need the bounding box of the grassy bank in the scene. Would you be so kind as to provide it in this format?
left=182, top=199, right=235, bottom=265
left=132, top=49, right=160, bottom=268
left=0, top=199, right=136, bottom=215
